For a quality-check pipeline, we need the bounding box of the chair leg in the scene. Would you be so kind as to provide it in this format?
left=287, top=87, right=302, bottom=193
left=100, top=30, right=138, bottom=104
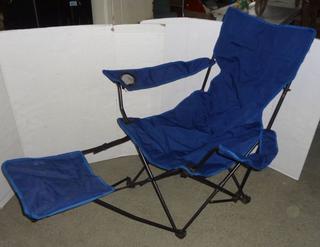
left=136, top=148, right=186, bottom=238
left=128, top=166, right=146, bottom=187
left=229, top=167, right=252, bottom=204
left=182, top=163, right=242, bottom=232
left=96, top=150, right=252, bottom=238
left=237, top=167, right=252, bottom=204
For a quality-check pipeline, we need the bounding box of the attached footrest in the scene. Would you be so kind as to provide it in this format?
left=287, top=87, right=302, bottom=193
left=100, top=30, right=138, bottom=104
left=2, top=151, right=114, bottom=220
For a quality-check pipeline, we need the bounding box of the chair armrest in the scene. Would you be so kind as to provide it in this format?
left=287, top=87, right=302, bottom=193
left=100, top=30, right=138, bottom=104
left=218, top=129, right=278, bottom=170
left=102, top=57, right=215, bottom=91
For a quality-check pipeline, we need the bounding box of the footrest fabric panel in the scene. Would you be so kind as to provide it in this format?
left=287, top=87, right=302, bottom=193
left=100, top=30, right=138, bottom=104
left=2, top=151, right=114, bottom=220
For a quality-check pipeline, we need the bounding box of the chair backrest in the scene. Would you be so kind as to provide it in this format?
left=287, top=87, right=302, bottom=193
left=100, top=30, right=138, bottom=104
left=207, top=8, right=315, bottom=128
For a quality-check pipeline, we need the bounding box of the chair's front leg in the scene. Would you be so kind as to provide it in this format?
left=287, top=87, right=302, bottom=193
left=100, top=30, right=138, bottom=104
left=136, top=147, right=184, bottom=237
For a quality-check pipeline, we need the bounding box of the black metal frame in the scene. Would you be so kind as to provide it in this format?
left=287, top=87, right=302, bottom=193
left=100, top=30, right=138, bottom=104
left=81, top=65, right=292, bottom=239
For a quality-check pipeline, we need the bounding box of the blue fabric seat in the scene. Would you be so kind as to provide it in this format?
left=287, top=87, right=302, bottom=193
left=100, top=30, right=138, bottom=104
left=117, top=91, right=273, bottom=177
left=2, top=152, right=114, bottom=220
left=104, top=8, right=316, bottom=177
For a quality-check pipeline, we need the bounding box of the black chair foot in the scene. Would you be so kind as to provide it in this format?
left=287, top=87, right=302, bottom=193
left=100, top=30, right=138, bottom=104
left=180, top=171, right=188, bottom=178
left=234, top=191, right=251, bottom=204
left=175, top=230, right=187, bottom=239
left=240, top=195, right=251, bottom=204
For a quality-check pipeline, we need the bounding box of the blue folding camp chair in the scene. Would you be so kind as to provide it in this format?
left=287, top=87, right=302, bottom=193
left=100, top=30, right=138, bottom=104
left=2, top=8, right=316, bottom=239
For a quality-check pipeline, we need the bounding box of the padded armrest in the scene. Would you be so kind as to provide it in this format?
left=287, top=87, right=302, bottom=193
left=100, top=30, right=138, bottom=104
left=218, top=129, right=278, bottom=170
left=102, top=57, right=215, bottom=91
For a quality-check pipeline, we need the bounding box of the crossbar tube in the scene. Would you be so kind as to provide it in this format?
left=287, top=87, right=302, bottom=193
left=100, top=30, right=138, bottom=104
left=182, top=163, right=241, bottom=231
left=94, top=199, right=176, bottom=233
left=189, top=176, right=238, bottom=198
left=82, top=136, right=130, bottom=155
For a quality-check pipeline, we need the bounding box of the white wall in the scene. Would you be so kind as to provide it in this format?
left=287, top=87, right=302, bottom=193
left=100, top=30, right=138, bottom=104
left=0, top=67, right=24, bottom=208
left=91, top=0, right=153, bottom=24
left=0, top=18, right=319, bottom=207
left=0, top=24, right=165, bottom=164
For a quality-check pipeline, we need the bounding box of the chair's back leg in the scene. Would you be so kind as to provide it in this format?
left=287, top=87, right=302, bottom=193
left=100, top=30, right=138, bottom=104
left=229, top=167, right=252, bottom=204
left=182, top=163, right=242, bottom=231
left=239, top=167, right=252, bottom=190
left=228, top=167, right=252, bottom=193
left=201, top=65, right=213, bottom=91
left=201, top=55, right=215, bottom=91
left=266, top=83, right=291, bottom=130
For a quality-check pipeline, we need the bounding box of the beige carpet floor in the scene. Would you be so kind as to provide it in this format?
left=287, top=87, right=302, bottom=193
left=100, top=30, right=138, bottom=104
left=1, top=127, right=319, bottom=247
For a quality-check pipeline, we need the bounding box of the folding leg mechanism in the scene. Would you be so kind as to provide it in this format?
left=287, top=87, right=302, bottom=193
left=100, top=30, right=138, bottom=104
left=81, top=138, right=254, bottom=239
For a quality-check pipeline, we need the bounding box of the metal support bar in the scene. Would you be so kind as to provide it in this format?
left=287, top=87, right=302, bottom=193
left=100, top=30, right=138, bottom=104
left=201, top=65, right=213, bottom=91
left=82, top=136, right=130, bottom=155
left=131, top=166, right=146, bottom=184
left=187, top=147, right=219, bottom=172
left=112, top=177, right=131, bottom=187
left=112, top=166, right=145, bottom=189
left=201, top=55, right=215, bottom=91
left=230, top=173, right=241, bottom=190
left=189, top=175, right=238, bottom=198
left=227, top=168, right=242, bottom=190
left=267, top=84, right=291, bottom=130
left=137, top=149, right=179, bottom=231
left=94, top=199, right=176, bottom=233
left=117, top=85, right=130, bottom=123
left=210, top=198, right=237, bottom=204
left=112, top=169, right=180, bottom=192
left=182, top=163, right=241, bottom=231
left=239, top=167, right=252, bottom=191
left=134, top=169, right=180, bottom=187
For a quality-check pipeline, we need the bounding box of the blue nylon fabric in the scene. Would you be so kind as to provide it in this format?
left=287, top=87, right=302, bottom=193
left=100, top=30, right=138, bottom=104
left=103, top=57, right=215, bottom=91
left=2, top=151, right=114, bottom=220
left=113, top=8, right=315, bottom=177
left=218, top=129, right=278, bottom=170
